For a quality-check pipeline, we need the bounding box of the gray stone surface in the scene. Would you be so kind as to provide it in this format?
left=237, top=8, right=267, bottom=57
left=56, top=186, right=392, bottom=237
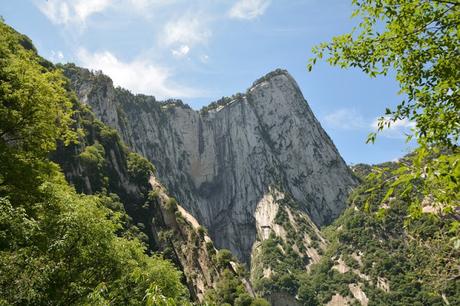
left=65, top=67, right=357, bottom=263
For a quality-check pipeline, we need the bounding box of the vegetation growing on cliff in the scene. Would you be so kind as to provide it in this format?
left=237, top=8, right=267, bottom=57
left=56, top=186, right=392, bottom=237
left=309, top=0, right=459, bottom=222
left=300, top=160, right=459, bottom=305
left=0, top=20, right=189, bottom=305
left=304, top=1, right=460, bottom=304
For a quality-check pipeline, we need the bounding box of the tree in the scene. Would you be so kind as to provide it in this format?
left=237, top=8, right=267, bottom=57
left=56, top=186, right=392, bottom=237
left=0, top=21, right=76, bottom=156
left=0, top=20, right=190, bottom=305
left=0, top=20, right=77, bottom=205
left=308, top=0, right=459, bottom=229
left=127, top=151, right=155, bottom=186
left=250, top=298, right=271, bottom=306
left=308, top=0, right=459, bottom=148
left=216, top=249, right=234, bottom=269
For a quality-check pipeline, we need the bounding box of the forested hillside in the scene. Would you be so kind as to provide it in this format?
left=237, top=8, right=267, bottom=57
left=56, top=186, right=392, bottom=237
left=0, top=20, right=268, bottom=305
left=296, top=159, right=459, bottom=305
left=1, top=0, right=459, bottom=303
left=0, top=20, right=190, bottom=305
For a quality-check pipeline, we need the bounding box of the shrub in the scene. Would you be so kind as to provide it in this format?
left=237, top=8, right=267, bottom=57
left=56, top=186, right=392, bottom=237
left=216, top=249, right=234, bottom=269
left=127, top=152, right=155, bottom=186
left=165, top=197, right=177, bottom=212
left=197, top=226, right=207, bottom=238
left=251, top=298, right=271, bottom=306
left=148, top=189, right=160, bottom=201
left=235, top=293, right=253, bottom=306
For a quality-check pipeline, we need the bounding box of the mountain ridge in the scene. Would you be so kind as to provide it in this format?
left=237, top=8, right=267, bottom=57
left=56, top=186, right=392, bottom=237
left=63, top=64, right=358, bottom=264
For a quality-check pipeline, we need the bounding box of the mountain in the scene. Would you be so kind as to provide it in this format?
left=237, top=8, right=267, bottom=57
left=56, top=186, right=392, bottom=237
left=2, top=20, right=458, bottom=306
left=51, top=102, right=256, bottom=303
left=63, top=65, right=358, bottom=265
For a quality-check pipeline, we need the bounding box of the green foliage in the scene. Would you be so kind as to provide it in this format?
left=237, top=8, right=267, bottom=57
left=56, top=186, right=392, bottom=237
left=206, top=241, right=216, bottom=255
left=200, top=95, right=240, bottom=114
left=361, top=148, right=459, bottom=238
left=308, top=1, right=460, bottom=269
left=234, top=293, right=253, bottom=306
left=165, top=197, right=177, bottom=212
left=0, top=180, right=188, bottom=305
left=297, top=284, right=319, bottom=306
left=301, top=158, right=460, bottom=305
left=0, top=20, right=76, bottom=156
left=127, top=151, right=155, bottom=186
left=309, top=0, right=459, bottom=148
left=203, top=269, right=269, bottom=306
left=249, top=298, right=271, bottom=306
left=0, top=20, right=78, bottom=206
left=197, top=225, right=207, bottom=238
left=274, top=206, right=288, bottom=225
left=0, top=21, right=190, bottom=305
left=216, top=249, right=234, bottom=269
left=148, top=189, right=160, bottom=200
left=79, top=142, right=106, bottom=169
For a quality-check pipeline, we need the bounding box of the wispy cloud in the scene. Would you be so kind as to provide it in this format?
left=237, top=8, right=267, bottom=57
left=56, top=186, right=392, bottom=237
left=371, top=117, right=415, bottom=139
left=36, top=0, right=111, bottom=26
left=324, top=108, right=415, bottom=139
left=160, top=12, right=211, bottom=59
left=323, top=108, right=367, bottom=130
left=161, top=13, right=211, bottom=47
left=200, top=54, right=209, bottom=63
left=77, top=48, right=201, bottom=99
left=35, top=0, right=174, bottom=27
left=49, top=50, right=65, bottom=63
left=171, top=45, right=190, bottom=58
left=229, top=0, right=270, bottom=20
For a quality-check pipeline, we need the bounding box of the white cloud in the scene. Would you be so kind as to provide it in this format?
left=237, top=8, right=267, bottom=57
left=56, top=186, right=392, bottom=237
left=50, top=50, right=65, bottom=62
left=77, top=48, right=200, bottom=99
left=171, top=45, right=190, bottom=58
left=36, top=0, right=173, bottom=26
left=200, top=54, right=209, bottom=63
left=324, top=109, right=415, bottom=139
left=229, top=0, right=270, bottom=20
left=128, top=0, right=168, bottom=10
left=371, top=117, right=416, bottom=139
left=162, top=13, right=211, bottom=47
left=36, top=0, right=111, bottom=26
left=323, top=108, right=367, bottom=130
left=74, top=0, right=111, bottom=21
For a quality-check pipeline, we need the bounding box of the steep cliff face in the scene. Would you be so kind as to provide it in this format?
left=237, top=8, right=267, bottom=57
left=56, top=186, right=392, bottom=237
left=63, top=65, right=357, bottom=263
left=52, top=101, right=255, bottom=303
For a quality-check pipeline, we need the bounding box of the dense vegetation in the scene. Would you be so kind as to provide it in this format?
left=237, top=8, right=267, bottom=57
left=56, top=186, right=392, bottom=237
left=0, top=20, right=190, bottom=305
left=309, top=0, right=459, bottom=222
left=1, top=0, right=458, bottom=304
left=298, top=161, right=460, bottom=305
left=304, top=0, right=459, bottom=304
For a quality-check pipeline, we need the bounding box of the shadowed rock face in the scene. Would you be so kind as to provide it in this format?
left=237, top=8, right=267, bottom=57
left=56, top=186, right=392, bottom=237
left=64, top=67, right=357, bottom=263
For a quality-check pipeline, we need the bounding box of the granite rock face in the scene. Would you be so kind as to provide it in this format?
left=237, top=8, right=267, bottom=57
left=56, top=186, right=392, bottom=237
left=64, top=66, right=357, bottom=263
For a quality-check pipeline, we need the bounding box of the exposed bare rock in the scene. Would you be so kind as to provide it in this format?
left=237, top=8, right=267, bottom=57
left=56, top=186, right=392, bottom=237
left=326, top=294, right=352, bottom=306
left=349, top=283, right=369, bottom=306
left=64, top=66, right=357, bottom=265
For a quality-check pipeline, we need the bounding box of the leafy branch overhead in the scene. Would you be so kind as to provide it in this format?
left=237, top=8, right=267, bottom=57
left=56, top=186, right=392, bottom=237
left=308, top=0, right=459, bottom=239
left=308, top=0, right=459, bottom=147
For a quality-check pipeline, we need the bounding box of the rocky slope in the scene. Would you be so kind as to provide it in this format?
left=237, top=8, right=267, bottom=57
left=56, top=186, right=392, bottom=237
left=63, top=65, right=357, bottom=265
left=52, top=102, right=255, bottom=303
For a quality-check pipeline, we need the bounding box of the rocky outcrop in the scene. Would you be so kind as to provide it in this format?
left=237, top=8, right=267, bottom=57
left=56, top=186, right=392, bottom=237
left=64, top=65, right=357, bottom=264
left=52, top=101, right=253, bottom=303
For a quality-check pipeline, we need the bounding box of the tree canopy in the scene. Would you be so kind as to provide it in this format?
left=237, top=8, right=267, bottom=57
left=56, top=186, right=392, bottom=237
left=309, top=0, right=459, bottom=147
left=0, top=20, right=189, bottom=305
left=308, top=0, right=459, bottom=231
left=0, top=21, right=76, bottom=156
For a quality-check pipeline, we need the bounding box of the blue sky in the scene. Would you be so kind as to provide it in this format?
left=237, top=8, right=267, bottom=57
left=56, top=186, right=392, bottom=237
left=1, top=0, right=415, bottom=164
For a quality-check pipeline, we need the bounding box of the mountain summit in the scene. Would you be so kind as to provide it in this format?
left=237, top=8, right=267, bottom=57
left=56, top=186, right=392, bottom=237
left=64, top=66, right=357, bottom=264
